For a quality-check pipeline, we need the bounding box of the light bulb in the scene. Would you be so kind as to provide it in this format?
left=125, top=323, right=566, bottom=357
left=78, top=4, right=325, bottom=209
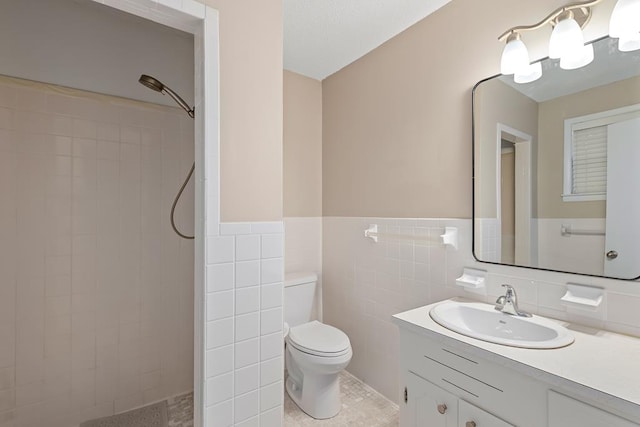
left=514, top=62, right=542, bottom=84
left=610, top=0, right=640, bottom=38
left=619, top=31, right=640, bottom=51
left=549, top=15, right=584, bottom=59
left=560, top=43, right=594, bottom=70
left=501, top=35, right=530, bottom=75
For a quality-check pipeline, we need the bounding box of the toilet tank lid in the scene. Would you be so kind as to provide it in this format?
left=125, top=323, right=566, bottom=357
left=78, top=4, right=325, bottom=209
left=284, top=272, right=318, bottom=288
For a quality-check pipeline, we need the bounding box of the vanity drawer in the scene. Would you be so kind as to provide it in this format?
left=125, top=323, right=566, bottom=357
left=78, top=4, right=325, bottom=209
left=401, top=331, right=548, bottom=427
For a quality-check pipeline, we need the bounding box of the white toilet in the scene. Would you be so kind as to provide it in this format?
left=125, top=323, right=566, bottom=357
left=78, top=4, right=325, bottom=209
left=284, top=272, right=352, bottom=419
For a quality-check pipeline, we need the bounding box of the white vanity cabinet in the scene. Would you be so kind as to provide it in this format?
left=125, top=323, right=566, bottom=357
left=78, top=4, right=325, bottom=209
left=404, top=372, right=457, bottom=427
left=405, top=372, right=513, bottom=427
left=548, top=391, right=639, bottom=427
left=398, top=327, right=640, bottom=427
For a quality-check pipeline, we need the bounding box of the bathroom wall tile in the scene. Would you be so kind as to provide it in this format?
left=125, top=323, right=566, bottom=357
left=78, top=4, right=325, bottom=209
left=261, top=258, right=283, bottom=285
left=207, top=263, right=234, bottom=292
left=235, top=312, right=260, bottom=342
left=207, top=290, right=233, bottom=321
left=236, top=235, right=260, bottom=261
left=0, top=388, right=15, bottom=412
left=235, top=261, right=260, bottom=288
left=607, top=293, right=640, bottom=326
left=234, top=389, right=259, bottom=423
left=235, top=416, right=260, bottom=427
left=207, top=318, right=234, bottom=350
left=259, top=381, right=282, bottom=412
left=235, top=338, right=260, bottom=369
left=73, top=119, right=97, bottom=140
left=206, top=373, right=233, bottom=406
left=0, top=324, right=15, bottom=369
left=260, top=357, right=281, bottom=386
left=207, top=236, right=234, bottom=264
left=206, top=399, right=233, bottom=424
left=206, top=345, right=233, bottom=378
left=251, top=222, right=284, bottom=234
left=260, top=333, right=283, bottom=361
left=260, top=406, right=282, bottom=427
left=220, top=223, right=252, bottom=236
left=260, top=308, right=282, bottom=336
left=0, top=367, right=14, bottom=391
left=261, top=234, right=283, bottom=259
left=236, top=287, right=259, bottom=315
left=120, top=126, right=141, bottom=145
left=261, top=283, right=282, bottom=310
left=234, top=364, right=259, bottom=396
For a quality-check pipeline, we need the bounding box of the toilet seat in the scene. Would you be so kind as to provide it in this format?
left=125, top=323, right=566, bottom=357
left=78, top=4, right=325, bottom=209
left=288, top=321, right=351, bottom=357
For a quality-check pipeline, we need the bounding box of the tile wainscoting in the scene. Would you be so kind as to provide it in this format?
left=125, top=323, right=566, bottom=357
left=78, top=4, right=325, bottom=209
left=322, top=217, right=640, bottom=404
left=205, top=222, right=284, bottom=427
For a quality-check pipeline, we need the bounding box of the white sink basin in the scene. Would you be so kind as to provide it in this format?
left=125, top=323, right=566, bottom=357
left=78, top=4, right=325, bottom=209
left=430, top=301, right=574, bottom=349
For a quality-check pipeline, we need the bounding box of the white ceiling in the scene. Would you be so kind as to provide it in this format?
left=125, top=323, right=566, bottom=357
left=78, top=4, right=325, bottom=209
left=283, top=0, right=451, bottom=81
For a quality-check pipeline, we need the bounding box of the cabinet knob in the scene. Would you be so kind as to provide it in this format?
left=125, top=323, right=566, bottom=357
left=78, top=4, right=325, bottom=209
left=466, top=422, right=477, bottom=427
left=437, top=403, right=447, bottom=414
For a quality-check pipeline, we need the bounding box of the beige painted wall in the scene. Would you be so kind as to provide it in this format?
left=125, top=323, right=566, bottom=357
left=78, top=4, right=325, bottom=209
left=322, top=0, right=613, bottom=218
left=198, top=0, right=283, bottom=222
left=474, top=78, right=539, bottom=218
left=537, top=75, right=640, bottom=218
left=284, top=70, right=323, bottom=217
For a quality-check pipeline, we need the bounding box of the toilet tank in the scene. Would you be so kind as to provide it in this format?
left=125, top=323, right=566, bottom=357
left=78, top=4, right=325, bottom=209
left=284, top=272, right=318, bottom=327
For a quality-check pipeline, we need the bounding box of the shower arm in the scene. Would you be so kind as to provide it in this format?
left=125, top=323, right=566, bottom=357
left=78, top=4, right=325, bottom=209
left=162, top=86, right=195, bottom=118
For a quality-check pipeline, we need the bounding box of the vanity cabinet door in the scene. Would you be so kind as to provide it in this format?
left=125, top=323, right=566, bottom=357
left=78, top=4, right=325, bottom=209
left=548, top=391, right=639, bottom=427
left=458, top=400, right=514, bottom=427
left=404, top=372, right=458, bottom=427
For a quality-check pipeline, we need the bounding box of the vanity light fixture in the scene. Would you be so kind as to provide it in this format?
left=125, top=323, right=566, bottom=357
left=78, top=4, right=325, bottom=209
left=499, top=0, right=640, bottom=83
left=609, top=0, right=640, bottom=51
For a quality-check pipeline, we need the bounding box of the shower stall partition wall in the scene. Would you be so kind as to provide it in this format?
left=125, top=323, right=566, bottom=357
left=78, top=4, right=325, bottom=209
left=0, top=75, right=195, bottom=426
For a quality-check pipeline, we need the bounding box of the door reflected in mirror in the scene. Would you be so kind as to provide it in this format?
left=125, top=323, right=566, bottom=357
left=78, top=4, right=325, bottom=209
left=473, top=36, right=640, bottom=279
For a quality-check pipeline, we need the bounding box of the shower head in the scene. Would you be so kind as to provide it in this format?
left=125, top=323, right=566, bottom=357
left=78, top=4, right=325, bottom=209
left=139, top=74, right=164, bottom=92
left=138, top=74, right=194, bottom=118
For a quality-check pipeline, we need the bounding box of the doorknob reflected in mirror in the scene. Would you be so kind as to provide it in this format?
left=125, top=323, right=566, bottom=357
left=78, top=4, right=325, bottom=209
left=606, top=250, right=619, bottom=260
left=436, top=403, right=447, bottom=414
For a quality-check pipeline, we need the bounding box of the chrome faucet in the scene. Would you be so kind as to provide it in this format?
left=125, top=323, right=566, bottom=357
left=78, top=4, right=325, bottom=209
left=495, top=284, right=532, bottom=317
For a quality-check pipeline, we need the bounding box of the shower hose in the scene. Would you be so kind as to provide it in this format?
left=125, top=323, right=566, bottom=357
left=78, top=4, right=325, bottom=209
left=171, top=162, right=195, bottom=240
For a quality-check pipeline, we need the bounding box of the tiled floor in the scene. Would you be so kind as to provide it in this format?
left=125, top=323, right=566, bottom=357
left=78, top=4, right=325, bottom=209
left=167, top=392, right=194, bottom=427
left=284, top=371, right=400, bottom=427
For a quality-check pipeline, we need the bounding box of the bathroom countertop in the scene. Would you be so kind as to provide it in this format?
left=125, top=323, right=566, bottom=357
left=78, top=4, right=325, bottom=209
left=392, top=298, right=640, bottom=421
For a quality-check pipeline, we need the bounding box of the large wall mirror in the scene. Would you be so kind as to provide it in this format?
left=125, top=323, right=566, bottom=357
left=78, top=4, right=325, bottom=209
left=473, top=36, right=640, bottom=280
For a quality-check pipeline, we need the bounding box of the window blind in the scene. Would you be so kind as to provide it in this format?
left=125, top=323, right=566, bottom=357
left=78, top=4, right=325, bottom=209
left=571, top=125, right=607, bottom=195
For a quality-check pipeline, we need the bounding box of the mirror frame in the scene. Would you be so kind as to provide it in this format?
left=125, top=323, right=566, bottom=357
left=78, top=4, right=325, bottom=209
left=471, top=64, right=640, bottom=281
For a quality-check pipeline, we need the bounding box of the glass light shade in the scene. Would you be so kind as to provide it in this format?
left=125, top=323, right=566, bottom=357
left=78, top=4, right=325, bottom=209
left=501, top=38, right=530, bottom=75
left=514, top=62, right=542, bottom=84
left=549, top=17, right=584, bottom=59
left=559, top=43, right=594, bottom=70
left=610, top=0, right=640, bottom=38
left=619, top=32, right=640, bottom=51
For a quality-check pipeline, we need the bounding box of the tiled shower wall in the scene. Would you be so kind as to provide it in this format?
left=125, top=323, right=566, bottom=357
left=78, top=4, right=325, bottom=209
left=205, top=222, right=284, bottom=427
left=0, top=76, right=194, bottom=426
left=323, top=217, right=640, bottom=405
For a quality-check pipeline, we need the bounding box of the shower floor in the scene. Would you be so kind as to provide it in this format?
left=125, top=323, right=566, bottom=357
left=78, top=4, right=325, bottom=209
left=167, top=392, right=194, bottom=427
left=284, top=371, right=399, bottom=427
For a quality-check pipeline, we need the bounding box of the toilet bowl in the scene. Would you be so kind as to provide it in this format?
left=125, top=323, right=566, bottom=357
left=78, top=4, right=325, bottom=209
left=285, top=320, right=352, bottom=419
left=284, top=273, right=352, bottom=419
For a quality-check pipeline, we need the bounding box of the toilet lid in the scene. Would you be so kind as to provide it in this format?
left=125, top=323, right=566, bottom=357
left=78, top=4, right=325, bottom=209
left=288, top=321, right=350, bottom=355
